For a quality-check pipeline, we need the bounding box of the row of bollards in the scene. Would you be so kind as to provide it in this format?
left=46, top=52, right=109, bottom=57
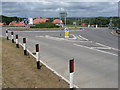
left=5, top=30, right=41, bottom=69
left=5, top=30, right=75, bottom=89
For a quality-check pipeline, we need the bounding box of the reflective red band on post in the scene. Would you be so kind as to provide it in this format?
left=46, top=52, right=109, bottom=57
left=11, top=31, right=13, bottom=35
left=23, top=38, right=26, bottom=43
left=16, top=35, right=18, bottom=39
left=36, top=44, right=39, bottom=52
left=6, top=31, right=8, bottom=33
left=70, top=59, right=74, bottom=73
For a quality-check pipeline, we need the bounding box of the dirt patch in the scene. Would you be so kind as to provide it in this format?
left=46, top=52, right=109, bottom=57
left=2, top=38, right=69, bottom=88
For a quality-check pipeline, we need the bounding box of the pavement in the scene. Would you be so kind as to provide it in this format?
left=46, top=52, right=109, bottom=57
left=2, top=27, right=118, bottom=88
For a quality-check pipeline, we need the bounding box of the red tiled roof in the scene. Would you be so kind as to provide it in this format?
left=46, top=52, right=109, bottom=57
left=15, top=22, right=25, bottom=25
left=33, top=18, right=48, bottom=24
left=0, top=22, right=4, bottom=25
left=52, top=19, right=63, bottom=24
left=9, top=21, right=25, bottom=25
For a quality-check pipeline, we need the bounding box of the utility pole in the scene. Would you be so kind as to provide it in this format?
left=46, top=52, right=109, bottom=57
left=118, top=1, right=120, bottom=17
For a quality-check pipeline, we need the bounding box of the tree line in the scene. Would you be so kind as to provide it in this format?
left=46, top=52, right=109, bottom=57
left=0, top=15, right=119, bottom=28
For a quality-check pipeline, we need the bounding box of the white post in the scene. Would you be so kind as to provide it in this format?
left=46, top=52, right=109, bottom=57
left=96, top=25, right=98, bottom=28
left=88, top=24, right=90, bottom=28
left=16, top=35, right=19, bottom=48
left=69, top=59, right=74, bottom=89
left=6, top=30, right=9, bottom=40
left=11, top=31, right=14, bottom=43
left=70, top=73, right=74, bottom=88
left=36, top=44, right=40, bottom=69
left=23, top=38, right=27, bottom=55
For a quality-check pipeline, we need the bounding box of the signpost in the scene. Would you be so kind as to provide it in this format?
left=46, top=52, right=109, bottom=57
left=64, top=28, right=69, bottom=39
left=73, top=22, right=77, bottom=28
left=59, top=11, right=67, bottom=27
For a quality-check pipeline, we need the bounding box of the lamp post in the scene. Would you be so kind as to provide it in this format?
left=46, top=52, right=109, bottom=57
left=59, top=8, right=67, bottom=27
left=118, top=1, right=120, bottom=17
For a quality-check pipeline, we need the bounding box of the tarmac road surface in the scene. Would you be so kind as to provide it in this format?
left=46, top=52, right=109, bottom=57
left=2, top=27, right=118, bottom=88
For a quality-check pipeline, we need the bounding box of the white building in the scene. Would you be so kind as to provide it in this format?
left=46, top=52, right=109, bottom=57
left=28, top=17, right=33, bottom=25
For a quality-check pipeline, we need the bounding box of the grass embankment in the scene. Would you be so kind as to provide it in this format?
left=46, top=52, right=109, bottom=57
left=11, top=27, right=78, bottom=31
left=2, top=38, right=69, bottom=88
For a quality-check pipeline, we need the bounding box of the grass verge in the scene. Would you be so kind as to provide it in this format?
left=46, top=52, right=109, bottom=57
left=2, top=38, right=69, bottom=88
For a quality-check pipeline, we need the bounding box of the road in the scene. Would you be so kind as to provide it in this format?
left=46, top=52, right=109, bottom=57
left=2, top=27, right=118, bottom=88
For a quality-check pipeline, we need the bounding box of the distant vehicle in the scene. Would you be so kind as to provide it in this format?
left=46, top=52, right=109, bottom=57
left=108, top=26, right=117, bottom=29
left=116, top=28, right=120, bottom=34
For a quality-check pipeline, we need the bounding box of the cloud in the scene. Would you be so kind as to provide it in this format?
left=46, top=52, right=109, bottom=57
left=1, top=0, right=120, bottom=2
left=1, top=1, right=118, bottom=17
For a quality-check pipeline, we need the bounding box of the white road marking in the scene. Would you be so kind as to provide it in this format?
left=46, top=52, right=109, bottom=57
left=35, top=36, right=44, bottom=38
left=73, top=43, right=118, bottom=56
left=77, top=34, right=119, bottom=52
left=45, top=35, right=64, bottom=41
left=18, top=42, right=79, bottom=88
left=70, top=34, right=77, bottom=40
left=96, top=42, right=119, bottom=51
left=91, top=47, right=111, bottom=50
left=78, top=35, right=89, bottom=41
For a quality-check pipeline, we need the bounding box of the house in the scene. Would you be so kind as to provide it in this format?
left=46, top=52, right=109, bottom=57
left=33, top=18, right=48, bottom=24
left=9, top=21, right=17, bottom=25
left=16, top=21, right=25, bottom=25
left=0, top=22, right=5, bottom=25
left=52, top=19, right=63, bottom=24
left=9, top=21, right=25, bottom=25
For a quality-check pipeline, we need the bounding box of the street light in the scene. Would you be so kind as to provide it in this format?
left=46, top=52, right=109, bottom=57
left=59, top=8, right=67, bottom=27
left=117, top=1, right=120, bottom=29
left=118, top=1, right=120, bottom=17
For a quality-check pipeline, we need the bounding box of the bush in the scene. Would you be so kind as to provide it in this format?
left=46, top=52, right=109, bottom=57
left=31, top=22, right=60, bottom=28
left=98, top=25, right=108, bottom=27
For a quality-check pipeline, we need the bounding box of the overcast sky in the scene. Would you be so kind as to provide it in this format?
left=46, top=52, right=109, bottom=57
left=1, top=0, right=119, bottom=17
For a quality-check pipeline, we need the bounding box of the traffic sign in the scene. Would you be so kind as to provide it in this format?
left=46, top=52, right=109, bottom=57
left=65, top=28, right=69, bottom=32
left=64, top=28, right=69, bottom=39
left=73, top=22, right=76, bottom=25
left=24, top=18, right=27, bottom=21
left=59, top=12, right=67, bottom=18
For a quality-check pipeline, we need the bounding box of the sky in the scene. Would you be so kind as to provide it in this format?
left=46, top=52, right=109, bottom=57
left=1, top=0, right=120, bottom=18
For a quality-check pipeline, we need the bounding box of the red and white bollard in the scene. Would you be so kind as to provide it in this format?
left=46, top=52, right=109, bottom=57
left=11, top=31, right=14, bottom=43
left=69, top=59, right=74, bottom=89
left=23, top=38, right=27, bottom=55
left=6, top=30, right=9, bottom=40
left=16, top=35, right=19, bottom=48
left=36, top=44, right=41, bottom=69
